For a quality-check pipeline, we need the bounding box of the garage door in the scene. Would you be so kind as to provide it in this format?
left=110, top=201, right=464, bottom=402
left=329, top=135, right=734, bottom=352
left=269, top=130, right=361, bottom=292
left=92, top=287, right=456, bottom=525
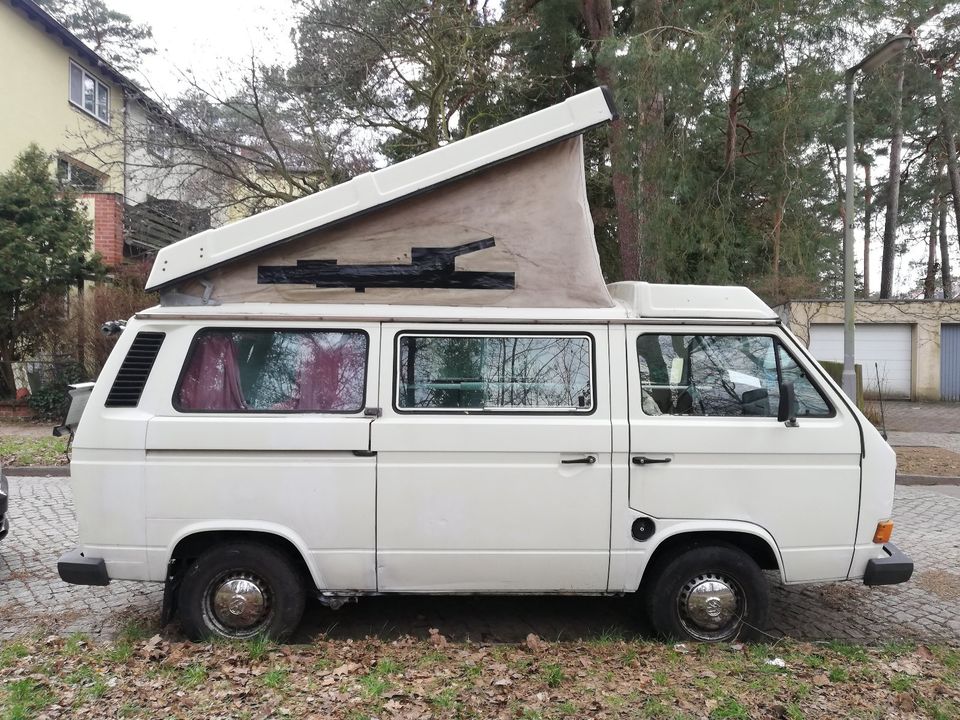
left=808, top=324, right=912, bottom=399
left=942, top=324, right=960, bottom=401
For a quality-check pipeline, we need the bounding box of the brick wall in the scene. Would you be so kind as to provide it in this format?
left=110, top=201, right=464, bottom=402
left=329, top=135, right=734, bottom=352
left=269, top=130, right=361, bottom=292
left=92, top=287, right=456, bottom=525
left=80, top=193, right=124, bottom=268
left=0, top=400, right=33, bottom=419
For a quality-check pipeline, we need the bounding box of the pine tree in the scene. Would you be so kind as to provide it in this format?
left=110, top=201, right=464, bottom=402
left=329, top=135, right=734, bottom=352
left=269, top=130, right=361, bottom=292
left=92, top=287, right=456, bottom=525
left=0, top=146, right=101, bottom=397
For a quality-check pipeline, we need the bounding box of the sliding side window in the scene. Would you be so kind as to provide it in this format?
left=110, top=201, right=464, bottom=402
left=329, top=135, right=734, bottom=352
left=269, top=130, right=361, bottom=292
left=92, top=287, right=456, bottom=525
left=397, top=334, right=593, bottom=412
left=175, top=329, right=368, bottom=413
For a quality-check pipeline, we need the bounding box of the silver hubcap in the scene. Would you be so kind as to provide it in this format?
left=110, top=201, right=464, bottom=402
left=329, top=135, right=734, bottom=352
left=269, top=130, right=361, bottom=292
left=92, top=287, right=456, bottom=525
left=678, top=573, right=744, bottom=641
left=209, top=574, right=269, bottom=632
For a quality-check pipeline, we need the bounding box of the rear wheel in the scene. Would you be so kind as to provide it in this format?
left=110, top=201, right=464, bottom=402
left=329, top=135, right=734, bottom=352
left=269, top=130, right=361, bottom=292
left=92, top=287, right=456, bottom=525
left=644, top=544, right=769, bottom=642
left=178, top=542, right=306, bottom=642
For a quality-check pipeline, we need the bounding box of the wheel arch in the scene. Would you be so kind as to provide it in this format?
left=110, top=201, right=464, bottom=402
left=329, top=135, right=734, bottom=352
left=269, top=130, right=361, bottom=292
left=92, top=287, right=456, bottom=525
left=161, top=524, right=320, bottom=624
left=639, top=526, right=784, bottom=590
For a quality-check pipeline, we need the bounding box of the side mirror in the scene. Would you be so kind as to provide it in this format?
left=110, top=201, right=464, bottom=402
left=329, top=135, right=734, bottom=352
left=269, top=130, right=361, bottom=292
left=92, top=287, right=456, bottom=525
left=778, top=382, right=799, bottom=427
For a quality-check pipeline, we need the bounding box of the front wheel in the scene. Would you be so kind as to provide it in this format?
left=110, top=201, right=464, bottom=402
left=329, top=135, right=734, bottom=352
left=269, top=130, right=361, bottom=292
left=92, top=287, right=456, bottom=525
left=178, top=542, right=306, bottom=642
left=644, top=544, right=769, bottom=642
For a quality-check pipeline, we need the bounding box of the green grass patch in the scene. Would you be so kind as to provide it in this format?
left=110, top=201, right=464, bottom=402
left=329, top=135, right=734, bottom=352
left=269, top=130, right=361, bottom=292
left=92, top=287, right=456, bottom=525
left=417, top=650, right=448, bottom=666
left=180, top=664, right=208, bottom=689
left=827, top=667, right=849, bottom=683
left=246, top=635, right=273, bottom=662
left=710, top=697, right=750, bottom=719
left=541, top=663, right=565, bottom=688
left=64, top=633, right=89, bottom=656
left=825, top=641, right=868, bottom=662
left=0, top=643, right=30, bottom=669
left=429, top=687, right=459, bottom=710
left=261, top=667, right=288, bottom=689
left=3, top=678, right=55, bottom=719
left=0, top=436, right=68, bottom=467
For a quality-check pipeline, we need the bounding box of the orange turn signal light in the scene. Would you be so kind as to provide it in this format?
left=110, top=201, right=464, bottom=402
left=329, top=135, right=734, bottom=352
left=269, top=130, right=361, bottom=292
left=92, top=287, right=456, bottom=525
left=873, top=520, right=894, bottom=544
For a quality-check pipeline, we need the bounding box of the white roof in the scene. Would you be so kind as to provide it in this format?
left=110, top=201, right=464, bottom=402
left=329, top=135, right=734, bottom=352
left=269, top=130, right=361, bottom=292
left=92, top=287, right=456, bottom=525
left=146, top=87, right=616, bottom=292
left=135, top=282, right=778, bottom=323
left=608, top=282, right=777, bottom=320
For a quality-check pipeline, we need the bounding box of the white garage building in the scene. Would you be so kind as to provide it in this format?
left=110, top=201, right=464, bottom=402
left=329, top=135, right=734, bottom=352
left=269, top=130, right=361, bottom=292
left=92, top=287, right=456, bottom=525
left=777, top=299, right=960, bottom=402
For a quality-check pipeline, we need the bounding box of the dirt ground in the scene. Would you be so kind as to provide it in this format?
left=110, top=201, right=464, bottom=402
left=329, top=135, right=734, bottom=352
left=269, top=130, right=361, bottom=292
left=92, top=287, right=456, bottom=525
left=895, top=446, right=960, bottom=477
left=0, top=421, right=52, bottom=439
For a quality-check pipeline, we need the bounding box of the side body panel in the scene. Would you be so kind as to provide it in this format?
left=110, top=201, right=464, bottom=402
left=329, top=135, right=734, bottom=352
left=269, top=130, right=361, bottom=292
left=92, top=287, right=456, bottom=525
left=372, top=323, right=613, bottom=591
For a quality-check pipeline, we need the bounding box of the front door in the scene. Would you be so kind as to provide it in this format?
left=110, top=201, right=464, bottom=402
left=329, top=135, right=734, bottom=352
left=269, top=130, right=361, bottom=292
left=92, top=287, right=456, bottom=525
left=627, top=327, right=861, bottom=583
left=373, top=324, right=612, bottom=592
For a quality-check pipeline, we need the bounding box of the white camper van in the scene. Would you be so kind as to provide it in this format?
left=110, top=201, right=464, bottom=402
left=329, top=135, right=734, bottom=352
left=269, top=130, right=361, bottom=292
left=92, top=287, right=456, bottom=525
left=58, top=88, right=912, bottom=643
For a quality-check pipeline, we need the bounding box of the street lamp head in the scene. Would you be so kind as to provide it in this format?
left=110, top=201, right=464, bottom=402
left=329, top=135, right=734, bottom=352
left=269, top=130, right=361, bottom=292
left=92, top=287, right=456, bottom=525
left=852, top=33, right=914, bottom=75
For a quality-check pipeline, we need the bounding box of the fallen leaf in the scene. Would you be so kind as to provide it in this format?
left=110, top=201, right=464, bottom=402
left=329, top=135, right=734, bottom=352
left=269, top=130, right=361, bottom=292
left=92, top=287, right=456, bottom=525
left=525, top=634, right=546, bottom=653
left=428, top=628, right=448, bottom=648
left=890, top=659, right=921, bottom=677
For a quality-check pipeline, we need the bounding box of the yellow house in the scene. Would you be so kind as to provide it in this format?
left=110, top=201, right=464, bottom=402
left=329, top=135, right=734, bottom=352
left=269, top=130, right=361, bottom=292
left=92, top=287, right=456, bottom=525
left=0, top=0, right=160, bottom=266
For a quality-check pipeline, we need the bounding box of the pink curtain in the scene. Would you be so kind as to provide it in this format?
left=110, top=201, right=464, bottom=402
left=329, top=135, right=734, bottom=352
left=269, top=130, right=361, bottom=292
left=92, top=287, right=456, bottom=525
left=177, top=334, right=246, bottom=410
left=289, top=337, right=347, bottom=410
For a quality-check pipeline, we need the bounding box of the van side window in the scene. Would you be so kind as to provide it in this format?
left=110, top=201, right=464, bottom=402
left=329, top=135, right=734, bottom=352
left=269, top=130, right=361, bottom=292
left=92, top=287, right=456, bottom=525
left=397, top=334, right=593, bottom=412
left=636, top=334, right=831, bottom=418
left=175, top=329, right=368, bottom=413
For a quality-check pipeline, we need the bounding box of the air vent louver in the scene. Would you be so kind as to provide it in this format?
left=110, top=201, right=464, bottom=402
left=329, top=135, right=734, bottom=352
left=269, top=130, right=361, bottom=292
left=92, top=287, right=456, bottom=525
left=104, top=332, right=165, bottom=408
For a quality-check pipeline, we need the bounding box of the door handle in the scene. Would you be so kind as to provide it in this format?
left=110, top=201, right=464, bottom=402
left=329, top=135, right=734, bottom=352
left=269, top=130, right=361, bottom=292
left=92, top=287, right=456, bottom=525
left=633, top=456, right=672, bottom=465
left=562, top=455, right=597, bottom=465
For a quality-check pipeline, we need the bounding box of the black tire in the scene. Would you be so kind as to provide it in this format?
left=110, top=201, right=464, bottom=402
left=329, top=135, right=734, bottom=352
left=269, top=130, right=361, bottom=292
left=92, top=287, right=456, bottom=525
left=178, top=542, right=306, bottom=642
left=644, top=544, right=769, bottom=643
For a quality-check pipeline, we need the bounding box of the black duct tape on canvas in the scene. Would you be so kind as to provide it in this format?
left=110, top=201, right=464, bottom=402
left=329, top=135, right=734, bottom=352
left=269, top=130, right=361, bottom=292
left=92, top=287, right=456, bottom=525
left=258, top=238, right=516, bottom=293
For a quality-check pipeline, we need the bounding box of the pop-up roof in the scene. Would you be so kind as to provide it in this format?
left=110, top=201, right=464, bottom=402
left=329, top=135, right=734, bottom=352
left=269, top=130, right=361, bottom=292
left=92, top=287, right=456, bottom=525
left=147, top=87, right=618, bottom=308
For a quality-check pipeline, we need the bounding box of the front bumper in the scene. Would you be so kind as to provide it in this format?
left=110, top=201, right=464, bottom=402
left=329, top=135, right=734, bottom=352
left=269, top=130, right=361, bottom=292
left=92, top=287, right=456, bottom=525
left=0, top=471, right=8, bottom=541
left=863, top=542, right=914, bottom=586
left=58, top=547, right=110, bottom=586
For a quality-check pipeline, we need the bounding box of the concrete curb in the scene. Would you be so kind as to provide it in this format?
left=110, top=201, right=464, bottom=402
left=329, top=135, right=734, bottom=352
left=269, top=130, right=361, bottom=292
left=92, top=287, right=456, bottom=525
left=3, top=466, right=70, bottom=477
left=896, top=473, right=960, bottom=486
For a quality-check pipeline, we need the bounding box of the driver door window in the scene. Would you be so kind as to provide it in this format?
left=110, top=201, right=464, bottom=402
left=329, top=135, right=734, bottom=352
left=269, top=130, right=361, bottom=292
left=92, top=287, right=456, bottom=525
left=636, top=334, right=830, bottom=417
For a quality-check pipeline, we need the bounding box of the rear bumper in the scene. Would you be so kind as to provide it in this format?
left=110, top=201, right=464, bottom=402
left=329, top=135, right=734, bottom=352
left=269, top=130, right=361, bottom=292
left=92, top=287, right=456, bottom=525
left=863, top=543, right=913, bottom=586
left=58, top=547, right=110, bottom=586
left=0, top=471, right=8, bottom=541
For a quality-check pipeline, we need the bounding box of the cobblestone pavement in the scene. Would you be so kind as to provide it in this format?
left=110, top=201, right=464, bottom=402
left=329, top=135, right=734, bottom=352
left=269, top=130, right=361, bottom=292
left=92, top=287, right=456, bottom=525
left=0, top=476, right=161, bottom=641
left=2, top=476, right=958, bottom=645
left=888, top=430, right=960, bottom=454
left=883, top=401, right=960, bottom=434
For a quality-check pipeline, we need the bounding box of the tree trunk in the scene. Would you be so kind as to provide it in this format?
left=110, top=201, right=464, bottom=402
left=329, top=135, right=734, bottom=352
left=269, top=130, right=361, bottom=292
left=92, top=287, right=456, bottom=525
left=581, top=0, right=641, bottom=280
left=941, top=193, right=954, bottom=298
left=862, top=161, right=872, bottom=297
left=772, top=196, right=784, bottom=296
left=724, top=46, right=743, bottom=171
left=880, top=58, right=905, bottom=299
left=935, top=67, right=960, bottom=260
left=925, top=188, right=940, bottom=299
left=0, top=358, right=15, bottom=400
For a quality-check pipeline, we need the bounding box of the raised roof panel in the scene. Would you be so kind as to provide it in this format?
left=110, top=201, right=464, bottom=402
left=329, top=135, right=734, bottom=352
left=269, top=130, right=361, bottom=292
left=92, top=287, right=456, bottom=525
left=146, top=88, right=616, bottom=293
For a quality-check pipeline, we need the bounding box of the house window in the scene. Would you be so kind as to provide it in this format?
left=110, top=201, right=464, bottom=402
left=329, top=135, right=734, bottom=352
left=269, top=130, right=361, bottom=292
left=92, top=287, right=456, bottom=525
left=396, top=334, right=594, bottom=412
left=146, top=119, right=174, bottom=160
left=56, top=157, right=102, bottom=191
left=69, top=61, right=109, bottom=123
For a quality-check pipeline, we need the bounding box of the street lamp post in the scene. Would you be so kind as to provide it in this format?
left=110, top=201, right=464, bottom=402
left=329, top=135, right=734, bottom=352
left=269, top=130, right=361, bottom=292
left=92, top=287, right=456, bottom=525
left=842, top=33, right=912, bottom=401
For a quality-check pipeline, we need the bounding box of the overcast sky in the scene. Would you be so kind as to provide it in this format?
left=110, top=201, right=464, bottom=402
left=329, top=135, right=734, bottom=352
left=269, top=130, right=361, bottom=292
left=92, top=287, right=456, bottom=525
left=107, top=0, right=298, bottom=100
